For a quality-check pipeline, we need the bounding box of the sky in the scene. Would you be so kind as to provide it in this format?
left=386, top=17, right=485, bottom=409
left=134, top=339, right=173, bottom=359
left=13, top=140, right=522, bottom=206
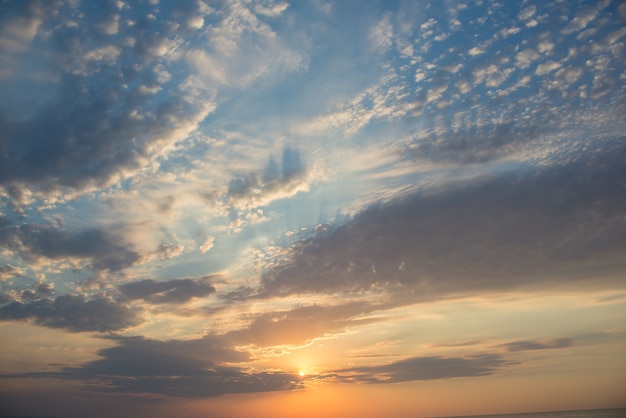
left=0, top=0, right=625, bottom=417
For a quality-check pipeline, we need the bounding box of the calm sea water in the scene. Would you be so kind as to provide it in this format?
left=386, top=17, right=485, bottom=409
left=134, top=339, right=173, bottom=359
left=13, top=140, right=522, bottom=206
left=439, top=409, right=626, bottom=418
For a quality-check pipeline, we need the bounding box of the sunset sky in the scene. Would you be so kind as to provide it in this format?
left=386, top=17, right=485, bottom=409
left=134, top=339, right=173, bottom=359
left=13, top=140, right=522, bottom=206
left=1, top=0, right=625, bottom=417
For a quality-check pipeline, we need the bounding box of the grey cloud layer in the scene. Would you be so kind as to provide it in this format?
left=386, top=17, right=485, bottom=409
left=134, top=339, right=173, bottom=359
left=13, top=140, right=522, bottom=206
left=0, top=85, right=202, bottom=191
left=4, top=334, right=301, bottom=397
left=119, top=276, right=216, bottom=304
left=502, top=338, right=573, bottom=352
left=260, top=140, right=626, bottom=298
left=334, top=354, right=512, bottom=384
left=0, top=294, right=139, bottom=332
left=0, top=327, right=583, bottom=397
left=1, top=332, right=518, bottom=396
left=0, top=273, right=224, bottom=332
left=0, top=223, right=140, bottom=271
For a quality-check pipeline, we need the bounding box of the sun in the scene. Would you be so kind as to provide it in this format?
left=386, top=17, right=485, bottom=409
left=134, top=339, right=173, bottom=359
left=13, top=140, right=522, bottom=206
left=298, top=371, right=305, bottom=377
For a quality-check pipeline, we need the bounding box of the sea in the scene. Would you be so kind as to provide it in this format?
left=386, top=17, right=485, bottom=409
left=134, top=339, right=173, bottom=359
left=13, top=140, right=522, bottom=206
left=437, top=409, right=626, bottom=418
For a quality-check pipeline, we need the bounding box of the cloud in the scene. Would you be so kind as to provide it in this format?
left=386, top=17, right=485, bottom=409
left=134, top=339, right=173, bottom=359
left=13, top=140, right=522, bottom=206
left=258, top=141, right=626, bottom=298
left=515, top=48, right=540, bottom=69
left=469, top=60, right=516, bottom=90
left=20, top=281, right=55, bottom=301
left=185, top=0, right=304, bottom=88
left=498, top=26, right=521, bottom=38
left=0, top=294, right=140, bottom=332
left=535, top=60, right=561, bottom=76
left=78, top=44, right=122, bottom=73
left=442, top=63, right=462, bottom=74
left=138, top=242, right=185, bottom=264
left=556, top=66, right=583, bottom=84
left=225, top=302, right=380, bottom=347
left=119, top=276, right=216, bottom=304
left=407, top=121, right=540, bottom=164
left=619, top=3, right=626, bottom=20
left=0, top=0, right=624, bottom=410
left=199, top=236, right=215, bottom=254
left=501, top=338, right=573, bottom=352
left=93, top=371, right=301, bottom=397
left=0, top=79, right=212, bottom=198
left=97, top=14, right=120, bottom=36
left=0, top=0, right=305, bottom=208
left=371, top=13, right=393, bottom=52
left=468, top=47, right=485, bottom=56
left=562, top=2, right=606, bottom=35
left=0, top=0, right=48, bottom=53
left=254, top=1, right=289, bottom=17
left=0, top=264, right=24, bottom=281
left=0, top=1, right=217, bottom=199
left=0, top=223, right=140, bottom=272
left=225, top=146, right=311, bottom=212
left=334, top=354, right=511, bottom=383
left=293, top=67, right=411, bottom=137
left=518, top=5, right=536, bottom=22
left=71, top=334, right=249, bottom=375
left=426, top=84, right=448, bottom=103
left=3, top=334, right=302, bottom=397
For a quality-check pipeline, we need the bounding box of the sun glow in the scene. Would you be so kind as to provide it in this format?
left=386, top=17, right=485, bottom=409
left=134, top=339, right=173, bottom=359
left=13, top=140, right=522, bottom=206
left=299, top=371, right=305, bottom=377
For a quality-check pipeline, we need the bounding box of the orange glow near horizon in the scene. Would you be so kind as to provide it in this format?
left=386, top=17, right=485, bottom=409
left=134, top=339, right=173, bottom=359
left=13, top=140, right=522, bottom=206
left=179, top=370, right=626, bottom=418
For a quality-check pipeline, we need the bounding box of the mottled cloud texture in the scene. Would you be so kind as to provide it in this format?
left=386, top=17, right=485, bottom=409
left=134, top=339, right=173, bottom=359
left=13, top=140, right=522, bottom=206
left=0, top=0, right=625, bottom=411
left=259, top=142, right=626, bottom=299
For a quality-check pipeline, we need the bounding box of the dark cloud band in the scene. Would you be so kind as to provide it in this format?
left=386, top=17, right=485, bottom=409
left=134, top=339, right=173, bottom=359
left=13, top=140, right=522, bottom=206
left=259, top=140, right=626, bottom=299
